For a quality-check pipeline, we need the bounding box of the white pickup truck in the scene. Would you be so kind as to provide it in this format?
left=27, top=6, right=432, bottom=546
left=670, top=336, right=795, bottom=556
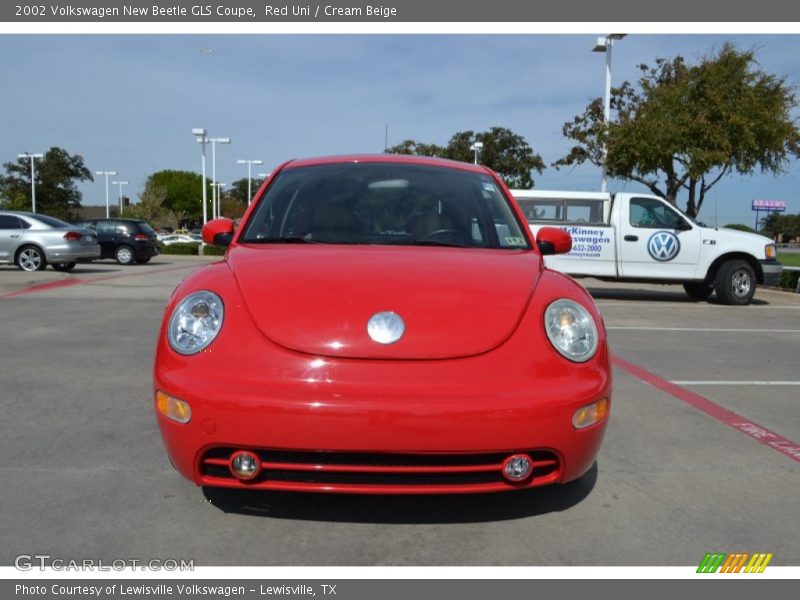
left=511, top=190, right=783, bottom=305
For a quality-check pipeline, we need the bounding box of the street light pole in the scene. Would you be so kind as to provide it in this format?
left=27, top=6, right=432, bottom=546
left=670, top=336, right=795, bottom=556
left=96, top=170, right=118, bottom=218
left=237, top=159, right=264, bottom=206
left=470, top=142, right=483, bottom=165
left=593, top=34, right=626, bottom=193
left=212, top=182, right=227, bottom=218
left=208, top=137, right=231, bottom=221
left=112, top=180, right=128, bottom=215
left=193, top=129, right=209, bottom=225
left=18, top=152, right=44, bottom=213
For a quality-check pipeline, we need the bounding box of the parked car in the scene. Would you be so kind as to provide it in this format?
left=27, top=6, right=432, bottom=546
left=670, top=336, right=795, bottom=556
left=159, top=234, right=202, bottom=246
left=0, top=211, right=100, bottom=272
left=72, top=218, right=159, bottom=265
left=154, top=154, right=611, bottom=495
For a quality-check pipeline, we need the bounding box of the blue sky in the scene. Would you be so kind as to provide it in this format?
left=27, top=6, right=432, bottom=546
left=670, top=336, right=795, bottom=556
left=1, top=34, right=799, bottom=225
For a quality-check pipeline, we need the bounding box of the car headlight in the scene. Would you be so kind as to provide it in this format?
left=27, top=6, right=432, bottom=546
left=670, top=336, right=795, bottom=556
left=167, top=290, right=224, bottom=355
left=765, top=244, right=777, bottom=260
left=544, top=299, right=599, bottom=363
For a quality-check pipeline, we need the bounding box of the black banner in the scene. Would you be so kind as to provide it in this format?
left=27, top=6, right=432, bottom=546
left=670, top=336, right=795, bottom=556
left=5, top=579, right=799, bottom=600
left=2, top=0, right=800, bottom=22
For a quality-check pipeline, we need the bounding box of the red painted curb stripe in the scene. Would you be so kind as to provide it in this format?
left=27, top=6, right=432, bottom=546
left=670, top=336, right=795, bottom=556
left=0, top=263, right=204, bottom=300
left=0, top=278, right=85, bottom=298
left=612, top=355, right=800, bottom=463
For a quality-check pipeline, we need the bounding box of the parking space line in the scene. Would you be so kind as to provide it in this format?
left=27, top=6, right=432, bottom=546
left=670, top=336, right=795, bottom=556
left=607, top=326, right=800, bottom=333
left=612, top=355, right=800, bottom=463
left=596, top=301, right=800, bottom=309
left=0, top=263, right=203, bottom=299
left=670, top=381, right=800, bottom=386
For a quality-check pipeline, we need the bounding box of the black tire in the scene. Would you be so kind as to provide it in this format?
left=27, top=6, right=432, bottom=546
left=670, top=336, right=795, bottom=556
left=16, top=245, right=47, bottom=272
left=114, top=245, right=136, bottom=265
left=683, top=281, right=714, bottom=300
left=714, top=259, right=756, bottom=305
left=51, top=262, right=77, bottom=272
left=135, top=257, right=151, bottom=264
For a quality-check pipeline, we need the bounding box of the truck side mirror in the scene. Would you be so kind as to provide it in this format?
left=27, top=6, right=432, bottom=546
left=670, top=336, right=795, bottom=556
left=536, top=227, right=572, bottom=255
left=202, top=218, right=235, bottom=247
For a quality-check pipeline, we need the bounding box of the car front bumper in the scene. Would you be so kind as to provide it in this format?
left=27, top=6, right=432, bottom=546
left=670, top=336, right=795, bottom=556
left=154, top=325, right=611, bottom=494
left=760, top=259, right=783, bottom=287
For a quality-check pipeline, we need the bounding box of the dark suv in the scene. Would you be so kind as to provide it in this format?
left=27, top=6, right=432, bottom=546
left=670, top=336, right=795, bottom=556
left=73, top=218, right=159, bottom=265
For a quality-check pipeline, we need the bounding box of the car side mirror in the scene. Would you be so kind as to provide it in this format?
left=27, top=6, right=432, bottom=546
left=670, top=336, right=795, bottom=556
left=202, top=218, right=235, bottom=247
left=536, top=227, right=572, bottom=255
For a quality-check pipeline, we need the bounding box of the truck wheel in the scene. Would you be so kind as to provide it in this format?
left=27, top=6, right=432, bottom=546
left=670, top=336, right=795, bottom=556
left=714, top=259, right=756, bottom=305
left=683, top=282, right=714, bottom=300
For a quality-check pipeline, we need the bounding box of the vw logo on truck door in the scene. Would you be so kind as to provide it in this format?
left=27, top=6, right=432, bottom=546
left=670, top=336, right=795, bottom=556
left=647, top=231, right=681, bottom=262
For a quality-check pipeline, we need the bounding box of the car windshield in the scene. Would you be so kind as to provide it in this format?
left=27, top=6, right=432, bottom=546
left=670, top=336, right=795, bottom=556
left=240, top=162, right=530, bottom=249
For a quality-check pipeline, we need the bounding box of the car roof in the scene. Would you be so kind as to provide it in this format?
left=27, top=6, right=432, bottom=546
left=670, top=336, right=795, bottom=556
left=283, top=154, right=493, bottom=175
left=84, top=218, right=146, bottom=223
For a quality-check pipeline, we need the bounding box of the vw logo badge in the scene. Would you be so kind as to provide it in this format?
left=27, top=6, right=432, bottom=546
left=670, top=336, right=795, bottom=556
left=367, top=311, right=405, bottom=345
left=647, top=231, right=681, bottom=262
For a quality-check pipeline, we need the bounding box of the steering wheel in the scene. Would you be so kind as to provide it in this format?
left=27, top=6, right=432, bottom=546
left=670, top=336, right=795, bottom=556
left=423, top=228, right=462, bottom=241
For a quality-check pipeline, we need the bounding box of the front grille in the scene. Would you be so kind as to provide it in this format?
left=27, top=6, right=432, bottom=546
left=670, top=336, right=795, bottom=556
left=199, top=447, right=561, bottom=492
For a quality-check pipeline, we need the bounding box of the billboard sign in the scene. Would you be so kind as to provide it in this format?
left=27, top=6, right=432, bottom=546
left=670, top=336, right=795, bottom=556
left=752, top=199, right=787, bottom=211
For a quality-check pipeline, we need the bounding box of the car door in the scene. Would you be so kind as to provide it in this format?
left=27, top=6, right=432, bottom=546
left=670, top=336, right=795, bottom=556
left=94, top=220, right=117, bottom=258
left=0, top=215, right=25, bottom=262
left=618, top=196, right=701, bottom=279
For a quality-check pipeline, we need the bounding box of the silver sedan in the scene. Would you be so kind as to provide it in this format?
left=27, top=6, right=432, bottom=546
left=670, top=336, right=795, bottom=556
left=0, top=211, right=101, bottom=272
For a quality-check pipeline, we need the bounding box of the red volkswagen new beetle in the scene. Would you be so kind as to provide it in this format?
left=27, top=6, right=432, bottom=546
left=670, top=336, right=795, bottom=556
left=154, top=155, right=610, bottom=494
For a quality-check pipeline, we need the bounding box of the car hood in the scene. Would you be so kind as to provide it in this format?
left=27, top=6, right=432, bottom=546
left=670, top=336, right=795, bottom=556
left=227, top=244, right=541, bottom=360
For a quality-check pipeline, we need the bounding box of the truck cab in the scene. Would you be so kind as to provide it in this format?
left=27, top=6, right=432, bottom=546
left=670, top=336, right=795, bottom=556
left=512, top=190, right=782, bottom=305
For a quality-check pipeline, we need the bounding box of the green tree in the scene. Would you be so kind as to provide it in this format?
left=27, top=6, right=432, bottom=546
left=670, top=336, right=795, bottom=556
left=226, top=177, right=265, bottom=206
left=125, top=180, right=167, bottom=224
left=219, top=190, right=248, bottom=220
left=761, top=212, right=800, bottom=240
left=0, top=147, right=93, bottom=220
left=387, top=126, right=545, bottom=188
left=387, top=139, right=446, bottom=157
left=555, top=44, right=800, bottom=217
left=146, top=170, right=207, bottom=223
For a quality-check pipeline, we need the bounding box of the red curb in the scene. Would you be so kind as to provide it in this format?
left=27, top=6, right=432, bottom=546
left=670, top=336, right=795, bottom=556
left=612, top=355, right=800, bottom=463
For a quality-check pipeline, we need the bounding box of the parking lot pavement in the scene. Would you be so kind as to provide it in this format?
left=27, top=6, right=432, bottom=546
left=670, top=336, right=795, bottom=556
left=0, top=267, right=798, bottom=566
left=0, top=254, right=220, bottom=297
left=587, top=280, right=800, bottom=444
